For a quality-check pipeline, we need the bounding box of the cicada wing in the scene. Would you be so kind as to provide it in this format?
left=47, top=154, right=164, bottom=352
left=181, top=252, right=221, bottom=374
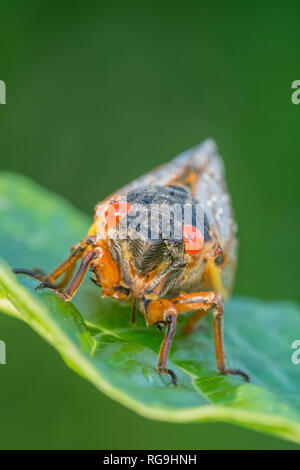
left=190, top=142, right=237, bottom=250
left=221, top=236, right=238, bottom=296
left=170, top=139, right=238, bottom=293
left=187, top=141, right=237, bottom=293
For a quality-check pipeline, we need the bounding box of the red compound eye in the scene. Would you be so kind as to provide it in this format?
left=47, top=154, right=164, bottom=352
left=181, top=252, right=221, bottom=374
left=105, top=201, right=132, bottom=228
left=182, top=224, right=204, bottom=254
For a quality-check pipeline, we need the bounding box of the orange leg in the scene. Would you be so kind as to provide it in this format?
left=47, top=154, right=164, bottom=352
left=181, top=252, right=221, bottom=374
left=55, top=262, right=76, bottom=289
left=157, top=313, right=177, bottom=385
left=147, top=292, right=249, bottom=383
left=14, top=235, right=121, bottom=302
left=43, top=236, right=98, bottom=285
left=14, top=235, right=99, bottom=297
left=147, top=299, right=178, bottom=384
left=36, top=248, right=102, bottom=301
left=50, top=242, right=83, bottom=289
left=172, top=291, right=249, bottom=381
left=172, top=291, right=215, bottom=335
left=13, top=235, right=98, bottom=287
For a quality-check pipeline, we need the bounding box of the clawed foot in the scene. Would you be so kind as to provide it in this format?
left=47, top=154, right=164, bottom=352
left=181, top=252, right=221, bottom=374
left=13, top=267, right=46, bottom=281
left=35, top=282, right=69, bottom=301
left=158, top=366, right=249, bottom=386
left=223, top=368, right=250, bottom=382
left=158, top=367, right=177, bottom=386
left=13, top=267, right=70, bottom=301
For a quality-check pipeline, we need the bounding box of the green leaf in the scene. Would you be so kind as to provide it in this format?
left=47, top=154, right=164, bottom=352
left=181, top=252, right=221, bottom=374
left=1, top=172, right=300, bottom=444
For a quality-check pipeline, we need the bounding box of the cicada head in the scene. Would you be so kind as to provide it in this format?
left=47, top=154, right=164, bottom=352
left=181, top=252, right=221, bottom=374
left=101, top=185, right=213, bottom=298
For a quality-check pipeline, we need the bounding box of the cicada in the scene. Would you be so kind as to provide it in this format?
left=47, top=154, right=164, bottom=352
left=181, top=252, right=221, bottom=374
left=14, top=139, right=249, bottom=384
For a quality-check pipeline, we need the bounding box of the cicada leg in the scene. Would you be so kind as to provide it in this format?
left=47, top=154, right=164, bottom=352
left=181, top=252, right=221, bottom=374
left=170, top=291, right=250, bottom=382
left=12, top=267, right=46, bottom=281
left=146, top=299, right=178, bottom=385
left=212, top=302, right=249, bottom=382
left=13, top=235, right=101, bottom=300
left=157, top=313, right=178, bottom=385
left=13, top=235, right=97, bottom=287
left=42, top=235, right=98, bottom=285
left=37, top=248, right=102, bottom=301
left=147, top=292, right=249, bottom=383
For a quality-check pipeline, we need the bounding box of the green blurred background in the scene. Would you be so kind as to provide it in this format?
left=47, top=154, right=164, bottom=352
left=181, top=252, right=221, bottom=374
left=0, top=0, right=300, bottom=449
